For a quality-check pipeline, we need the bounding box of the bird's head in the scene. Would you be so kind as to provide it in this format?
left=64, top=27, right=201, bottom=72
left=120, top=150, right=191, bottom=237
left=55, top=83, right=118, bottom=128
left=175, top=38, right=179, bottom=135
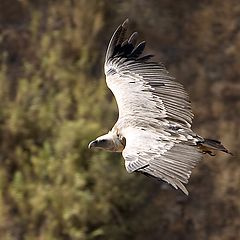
left=88, top=132, right=125, bottom=152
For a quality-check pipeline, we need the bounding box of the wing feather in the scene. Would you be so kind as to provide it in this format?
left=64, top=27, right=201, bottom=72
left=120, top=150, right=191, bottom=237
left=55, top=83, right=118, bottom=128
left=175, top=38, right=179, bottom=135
left=122, top=127, right=202, bottom=195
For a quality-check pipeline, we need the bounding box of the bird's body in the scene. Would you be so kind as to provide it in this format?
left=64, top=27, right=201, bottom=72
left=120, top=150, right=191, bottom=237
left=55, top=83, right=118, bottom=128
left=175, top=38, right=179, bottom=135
left=89, top=19, right=231, bottom=195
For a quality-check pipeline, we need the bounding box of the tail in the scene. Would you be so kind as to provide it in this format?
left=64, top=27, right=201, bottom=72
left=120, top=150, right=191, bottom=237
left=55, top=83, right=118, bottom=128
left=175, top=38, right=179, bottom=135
left=197, top=138, right=232, bottom=156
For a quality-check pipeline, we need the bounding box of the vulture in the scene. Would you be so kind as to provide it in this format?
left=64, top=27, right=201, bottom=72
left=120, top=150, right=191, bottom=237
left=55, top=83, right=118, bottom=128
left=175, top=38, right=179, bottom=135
left=88, top=19, right=231, bottom=195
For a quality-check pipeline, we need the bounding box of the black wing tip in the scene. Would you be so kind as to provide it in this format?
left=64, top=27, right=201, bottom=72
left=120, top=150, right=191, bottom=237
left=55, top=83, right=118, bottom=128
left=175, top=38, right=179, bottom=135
left=106, top=19, right=154, bottom=62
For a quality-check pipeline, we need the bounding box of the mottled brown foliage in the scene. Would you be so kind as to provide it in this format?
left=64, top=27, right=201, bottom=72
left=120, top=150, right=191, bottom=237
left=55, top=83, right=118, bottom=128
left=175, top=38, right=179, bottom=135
left=0, top=0, right=239, bottom=239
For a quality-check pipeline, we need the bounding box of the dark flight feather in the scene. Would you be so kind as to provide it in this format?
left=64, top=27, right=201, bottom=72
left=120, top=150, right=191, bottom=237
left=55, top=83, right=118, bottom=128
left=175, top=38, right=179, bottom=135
left=105, top=19, right=154, bottom=62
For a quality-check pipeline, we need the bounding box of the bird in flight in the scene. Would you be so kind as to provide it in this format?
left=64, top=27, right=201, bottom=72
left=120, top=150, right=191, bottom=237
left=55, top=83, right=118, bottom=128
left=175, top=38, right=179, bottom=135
left=88, top=19, right=231, bottom=195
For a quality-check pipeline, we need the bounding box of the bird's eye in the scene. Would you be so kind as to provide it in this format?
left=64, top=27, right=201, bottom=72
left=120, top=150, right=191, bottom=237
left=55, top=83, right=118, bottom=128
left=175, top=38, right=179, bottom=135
left=100, top=139, right=107, bottom=143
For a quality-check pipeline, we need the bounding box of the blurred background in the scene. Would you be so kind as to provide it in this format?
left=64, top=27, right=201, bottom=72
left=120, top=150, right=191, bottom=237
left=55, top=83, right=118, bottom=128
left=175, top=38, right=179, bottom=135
left=0, top=0, right=239, bottom=239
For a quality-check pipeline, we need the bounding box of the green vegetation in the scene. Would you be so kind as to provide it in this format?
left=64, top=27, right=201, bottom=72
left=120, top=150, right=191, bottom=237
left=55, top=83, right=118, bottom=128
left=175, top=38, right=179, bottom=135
left=0, top=1, right=239, bottom=239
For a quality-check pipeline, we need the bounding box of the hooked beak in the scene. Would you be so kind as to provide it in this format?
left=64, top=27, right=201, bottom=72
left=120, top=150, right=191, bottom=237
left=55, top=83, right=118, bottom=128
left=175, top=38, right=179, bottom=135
left=88, top=140, right=98, bottom=149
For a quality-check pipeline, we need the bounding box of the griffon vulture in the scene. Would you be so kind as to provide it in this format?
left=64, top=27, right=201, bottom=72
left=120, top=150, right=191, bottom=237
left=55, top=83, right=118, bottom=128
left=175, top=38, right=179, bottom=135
left=88, top=19, right=231, bottom=195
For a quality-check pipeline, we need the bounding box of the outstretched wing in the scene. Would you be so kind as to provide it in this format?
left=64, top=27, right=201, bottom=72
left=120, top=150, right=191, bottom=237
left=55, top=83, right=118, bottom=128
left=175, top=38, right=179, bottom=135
left=104, top=19, right=202, bottom=194
left=121, top=127, right=202, bottom=195
left=105, top=19, right=193, bottom=128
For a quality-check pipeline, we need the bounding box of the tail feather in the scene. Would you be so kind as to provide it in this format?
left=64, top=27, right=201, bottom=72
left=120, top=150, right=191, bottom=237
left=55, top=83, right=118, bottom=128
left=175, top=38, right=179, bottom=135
left=197, top=138, right=232, bottom=155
